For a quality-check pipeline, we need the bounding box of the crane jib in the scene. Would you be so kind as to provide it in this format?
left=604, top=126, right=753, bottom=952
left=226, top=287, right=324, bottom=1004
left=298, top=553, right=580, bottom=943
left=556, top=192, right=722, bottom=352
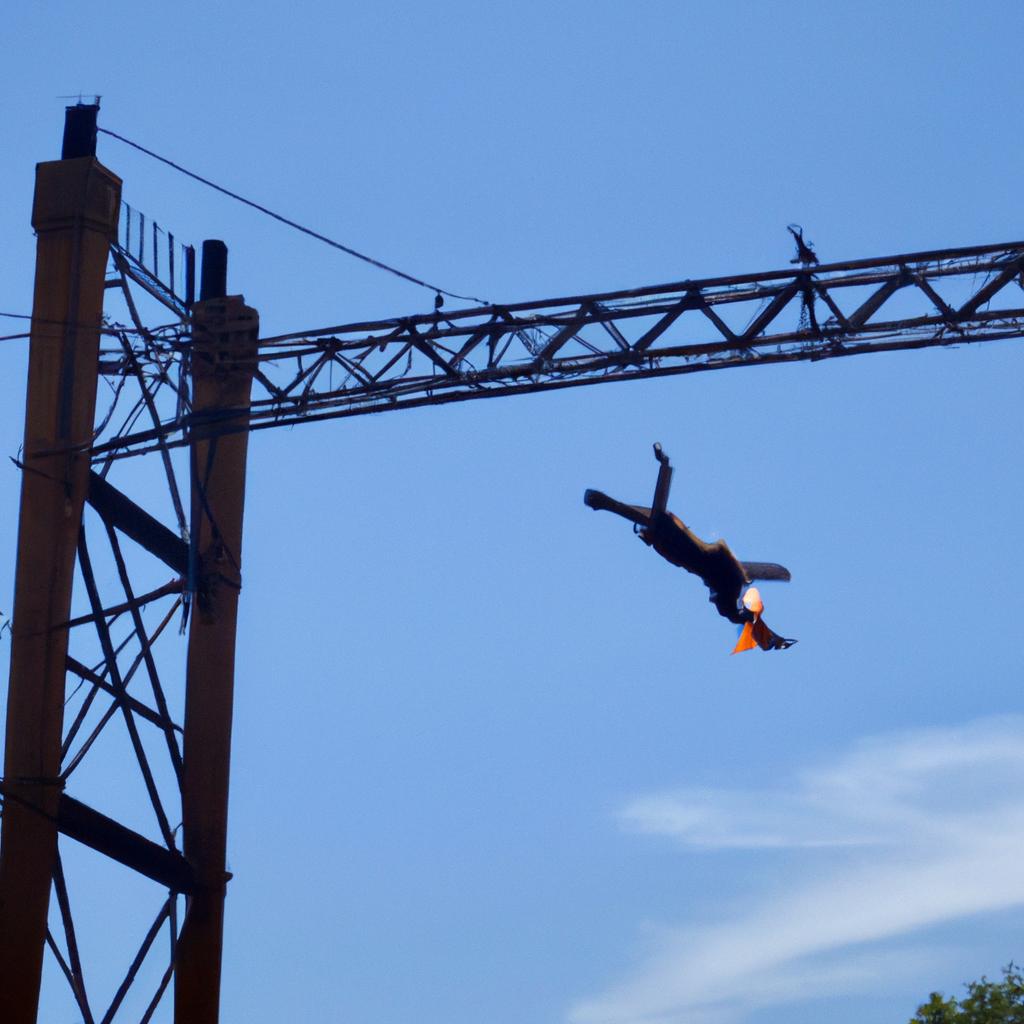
left=90, top=238, right=1024, bottom=462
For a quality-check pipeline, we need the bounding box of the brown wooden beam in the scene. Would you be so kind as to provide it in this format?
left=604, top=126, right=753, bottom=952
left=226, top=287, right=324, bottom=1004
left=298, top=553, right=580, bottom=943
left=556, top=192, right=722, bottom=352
left=0, top=141, right=121, bottom=1024
left=174, top=292, right=258, bottom=1024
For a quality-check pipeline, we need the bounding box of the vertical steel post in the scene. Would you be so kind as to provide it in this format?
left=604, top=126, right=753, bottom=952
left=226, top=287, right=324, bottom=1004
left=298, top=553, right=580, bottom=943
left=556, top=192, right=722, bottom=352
left=0, top=108, right=121, bottom=1024
left=174, top=261, right=257, bottom=1024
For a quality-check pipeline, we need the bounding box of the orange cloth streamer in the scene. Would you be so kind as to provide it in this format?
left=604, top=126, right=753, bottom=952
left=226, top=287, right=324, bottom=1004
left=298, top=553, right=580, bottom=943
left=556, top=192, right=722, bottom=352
left=732, top=621, right=759, bottom=654
left=731, top=587, right=766, bottom=654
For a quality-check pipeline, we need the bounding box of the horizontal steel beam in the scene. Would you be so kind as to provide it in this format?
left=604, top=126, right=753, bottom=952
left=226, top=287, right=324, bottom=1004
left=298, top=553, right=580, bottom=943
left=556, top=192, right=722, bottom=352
left=254, top=237, right=1024, bottom=340
left=89, top=239, right=1024, bottom=460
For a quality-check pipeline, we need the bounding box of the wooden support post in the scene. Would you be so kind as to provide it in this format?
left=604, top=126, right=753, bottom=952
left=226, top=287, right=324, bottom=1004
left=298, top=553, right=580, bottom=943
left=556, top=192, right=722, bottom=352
left=174, top=286, right=257, bottom=1024
left=0, top=114, right=121, bottom=1023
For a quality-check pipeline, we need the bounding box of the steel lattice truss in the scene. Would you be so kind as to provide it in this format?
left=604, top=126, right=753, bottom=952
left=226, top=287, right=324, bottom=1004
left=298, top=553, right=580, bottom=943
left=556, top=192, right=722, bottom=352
left=8, top=232, right=1023, bottom=1022
left=92, top=238, right=1024, bottom=462
left=41, top=492, right=187, bottom=1023
left=0, top=251, right=193, bottom=1023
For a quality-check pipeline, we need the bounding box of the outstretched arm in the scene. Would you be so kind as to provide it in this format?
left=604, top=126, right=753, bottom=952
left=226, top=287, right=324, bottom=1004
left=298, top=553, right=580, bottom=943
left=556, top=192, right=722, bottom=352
left=583, top=489, right=652, bottom=529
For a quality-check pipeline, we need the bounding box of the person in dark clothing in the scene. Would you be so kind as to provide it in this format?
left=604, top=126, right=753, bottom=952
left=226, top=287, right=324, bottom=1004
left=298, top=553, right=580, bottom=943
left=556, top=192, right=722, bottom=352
left=584, top=444, right=796, bottom=653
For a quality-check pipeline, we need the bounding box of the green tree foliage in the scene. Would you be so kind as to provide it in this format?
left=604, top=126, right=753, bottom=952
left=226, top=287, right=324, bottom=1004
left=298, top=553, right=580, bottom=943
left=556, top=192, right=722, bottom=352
left=910, top=964, right=1024, bottom=1024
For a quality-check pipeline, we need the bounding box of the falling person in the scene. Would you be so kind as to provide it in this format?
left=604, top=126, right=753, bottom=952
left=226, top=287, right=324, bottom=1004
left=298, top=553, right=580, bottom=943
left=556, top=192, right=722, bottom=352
left=584, top=444, right=796, bottom=653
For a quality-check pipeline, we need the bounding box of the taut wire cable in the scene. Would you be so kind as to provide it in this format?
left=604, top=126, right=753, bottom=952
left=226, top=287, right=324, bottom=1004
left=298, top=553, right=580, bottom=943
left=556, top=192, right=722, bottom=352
left=98, top=127, right=489, bottom=307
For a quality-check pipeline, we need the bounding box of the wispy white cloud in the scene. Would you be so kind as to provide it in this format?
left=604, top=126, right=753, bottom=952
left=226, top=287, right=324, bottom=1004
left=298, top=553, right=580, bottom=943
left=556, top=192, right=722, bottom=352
left=570, top=716, right=1024, bottom=1024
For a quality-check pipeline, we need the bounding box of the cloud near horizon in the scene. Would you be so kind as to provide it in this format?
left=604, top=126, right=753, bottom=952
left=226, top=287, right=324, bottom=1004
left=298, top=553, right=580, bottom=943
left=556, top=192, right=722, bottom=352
left=569, top=716, right=1024, bottom=1024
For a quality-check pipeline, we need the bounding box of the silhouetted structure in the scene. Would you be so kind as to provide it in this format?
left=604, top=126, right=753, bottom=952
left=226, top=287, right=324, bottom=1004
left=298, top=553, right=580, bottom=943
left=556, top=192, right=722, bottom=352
left=584, top=444, right=796, bottom=651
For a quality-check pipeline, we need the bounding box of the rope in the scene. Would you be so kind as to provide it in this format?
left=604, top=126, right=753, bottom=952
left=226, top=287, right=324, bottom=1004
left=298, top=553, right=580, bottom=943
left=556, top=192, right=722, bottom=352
left=0, top=310, right=179, bottom=338
left=98, top=127, right=489, bottom=307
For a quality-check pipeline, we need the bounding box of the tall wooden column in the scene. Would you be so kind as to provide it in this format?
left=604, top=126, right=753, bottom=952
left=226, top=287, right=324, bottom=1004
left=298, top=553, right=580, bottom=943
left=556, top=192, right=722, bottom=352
left=174, top=265, right=258, bottom=1024
left=0, top=109, right=121, bottom=1024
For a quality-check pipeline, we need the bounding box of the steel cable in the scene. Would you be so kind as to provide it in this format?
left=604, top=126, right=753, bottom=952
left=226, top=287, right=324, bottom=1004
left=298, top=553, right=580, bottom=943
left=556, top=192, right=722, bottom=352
left=98, top=127, right=489, bottom=307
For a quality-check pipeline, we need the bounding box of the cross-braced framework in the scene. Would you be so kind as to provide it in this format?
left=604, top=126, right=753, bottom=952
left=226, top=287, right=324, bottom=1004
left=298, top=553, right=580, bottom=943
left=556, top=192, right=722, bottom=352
left=25, top=232, right=1024, bottom=1020
left=90, top=238, right=1024, bottom=462
left=50, top=251, right=186, bottom=1019
left=0, top=238, right=194, bottom=1022
left=18, top=232, right=1024, bottom=1020
left=5, top=141, right=1024, bottom=1023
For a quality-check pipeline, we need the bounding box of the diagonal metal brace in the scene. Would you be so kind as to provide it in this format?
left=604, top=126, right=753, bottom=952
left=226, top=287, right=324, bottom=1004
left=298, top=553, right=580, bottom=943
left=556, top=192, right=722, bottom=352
left=87, top=472, right=188, bottom=576
left=57, top=795, right=194, bottom=893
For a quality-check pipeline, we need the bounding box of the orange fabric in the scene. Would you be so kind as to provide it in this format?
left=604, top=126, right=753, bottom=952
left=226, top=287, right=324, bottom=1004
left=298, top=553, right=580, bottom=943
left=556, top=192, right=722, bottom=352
left=731, top=588, right=792, bottom=654
left=731, top=621, right=758, bottom=654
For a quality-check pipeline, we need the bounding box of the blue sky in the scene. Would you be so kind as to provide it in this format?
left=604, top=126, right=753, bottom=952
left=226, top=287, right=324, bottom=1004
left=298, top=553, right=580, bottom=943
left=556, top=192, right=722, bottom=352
left=2, top=3, right=1023, bottom=1023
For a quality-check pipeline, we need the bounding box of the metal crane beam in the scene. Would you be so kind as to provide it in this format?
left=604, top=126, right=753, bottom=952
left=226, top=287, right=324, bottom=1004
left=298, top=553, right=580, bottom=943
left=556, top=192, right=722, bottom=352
left=91, top=238, right=1024, bottom=461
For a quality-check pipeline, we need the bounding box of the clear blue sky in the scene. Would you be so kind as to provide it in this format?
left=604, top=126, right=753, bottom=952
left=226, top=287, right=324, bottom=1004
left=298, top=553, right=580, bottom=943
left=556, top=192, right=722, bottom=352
left=2, top=3, right=1023, bottom=1023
